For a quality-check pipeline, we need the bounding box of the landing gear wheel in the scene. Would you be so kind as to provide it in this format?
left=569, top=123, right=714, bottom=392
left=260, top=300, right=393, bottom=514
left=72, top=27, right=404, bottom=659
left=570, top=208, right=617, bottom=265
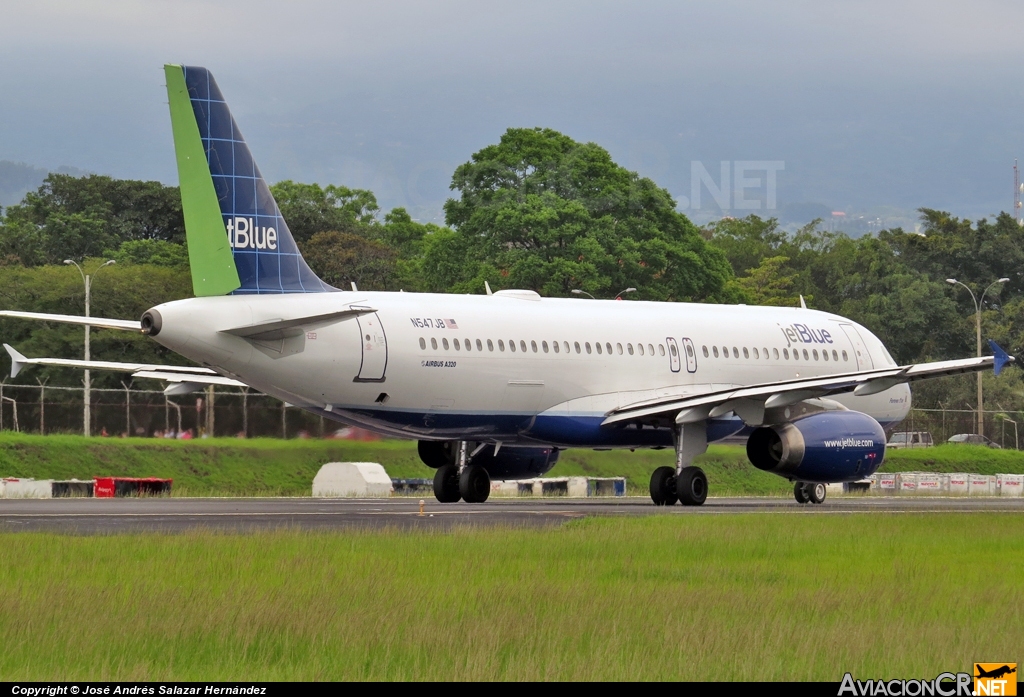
left=807, top=482, right=827, bottom=505
left=676, top=466, right=708, bottom=506
left=649, top=466, right=678, bottom=506
left=794, top=482, right=809, bottom=504
left=459, top=465, right=491, bottom=503
left=433, top=464, right=461, bottom=503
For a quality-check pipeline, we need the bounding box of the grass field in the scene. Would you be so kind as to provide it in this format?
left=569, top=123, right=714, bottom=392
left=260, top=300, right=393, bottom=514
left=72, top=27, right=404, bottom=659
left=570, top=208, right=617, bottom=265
left=0, top=514, right=1020, bottom=680
left=1, top=432, right=1022, bottom=496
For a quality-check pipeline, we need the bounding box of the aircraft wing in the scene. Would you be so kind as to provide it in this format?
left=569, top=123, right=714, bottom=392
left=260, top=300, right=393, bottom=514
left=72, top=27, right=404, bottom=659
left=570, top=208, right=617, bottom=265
left=0, top=310, right=141, bottom=331
left=602, top=342, right=1015, bottom=427
left=3, top=344, right=246, bottom=394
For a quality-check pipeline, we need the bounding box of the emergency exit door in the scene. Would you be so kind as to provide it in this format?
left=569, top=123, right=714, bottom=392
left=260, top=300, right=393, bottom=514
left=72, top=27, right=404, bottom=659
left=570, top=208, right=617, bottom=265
left=354, top=312, right=388, bottom=382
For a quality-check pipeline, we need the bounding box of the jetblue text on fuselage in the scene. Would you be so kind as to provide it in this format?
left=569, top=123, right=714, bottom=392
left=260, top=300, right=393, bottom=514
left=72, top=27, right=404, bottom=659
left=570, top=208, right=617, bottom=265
left=226, top=217, right=278, bottom=250
left=781, top=323, right=833, bottom=347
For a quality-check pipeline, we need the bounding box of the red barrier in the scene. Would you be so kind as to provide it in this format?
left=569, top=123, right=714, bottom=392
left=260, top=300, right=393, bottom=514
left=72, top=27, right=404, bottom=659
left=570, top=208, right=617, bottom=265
left=93, top=477, right=172, bottom=497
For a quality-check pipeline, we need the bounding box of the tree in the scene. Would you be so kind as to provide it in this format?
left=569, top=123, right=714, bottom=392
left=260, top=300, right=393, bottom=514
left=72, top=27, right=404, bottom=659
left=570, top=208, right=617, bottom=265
left=0, top=174, right=184, bottom=265
left=735, top=256, right=800, bottom=306
left=436, top=127, right=734, bottom=300
left=301, top=231, right=398, bottom=291
left=270, top=181, right=380, bottom=244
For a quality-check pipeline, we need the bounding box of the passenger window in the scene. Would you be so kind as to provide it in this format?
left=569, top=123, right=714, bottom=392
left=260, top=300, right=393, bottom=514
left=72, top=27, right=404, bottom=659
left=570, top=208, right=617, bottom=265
left=802, top=349, right=809, bottom=360
left=670, top=344, right=678, bottom=357
left=466, top=339, right=473, bottom=352
left=713, top=346, right=719, bottom=358
left=752, top=347, right=758, bottom=359
left=743, top=347, right=749, bottom=359
left=813, top=349, right=818, bottom=360
left=487, top=339, right=494, bottom=351
left=842, top=350, right=848, bottom=361
left=596, top=343, right=603, bottom=355
left=649, top=344, right=655, bottom=356
left=833, top=350, right=839, bottom=361
left=773, top=348, right=779, bottom=359
left=659, top=344, right=665, bottom=356
left=521, top=340, right=528, bottom=352
left=419, top=338, right=426, bottom=350
left=638, top=344, right=645, bottom=356
left=509, top=340, right=516, bottom=353
left=606, top=342, right=612, bottom=354
left=531, top=340, right=538, bottom=353
left=498, top=339, right=505, bottom=351
left=702, top=345, right=709, bottom=358
left=564, top=341, right=571, bottom=353
left=551, top=341, right=558, bottom=354
left=477, top=339, right=483, bottom=351
left=783, top=348, right=789, bottom=359
left=431, top=338, right=438, bottom=350
left=627, top=343, right=634, bottom=355
left=685, top=344, right=693, bottom=357
left=586, top=342, right=592, bottom=354
left=454, top=338, right=461, bottom=350
left=443, top=338, right=450, bottom=350
left=575, top=342, right=581, bottom=354
left=617, top=343, right=623, bottom=355
left=822, top=349, right=828, bottom=361
left=731, top=347, right=738, bottom=358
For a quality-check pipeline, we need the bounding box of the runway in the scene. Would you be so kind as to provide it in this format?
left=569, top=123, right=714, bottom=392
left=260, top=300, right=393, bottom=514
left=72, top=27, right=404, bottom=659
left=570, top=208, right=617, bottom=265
left=1, top=495, right=1023, bottom=533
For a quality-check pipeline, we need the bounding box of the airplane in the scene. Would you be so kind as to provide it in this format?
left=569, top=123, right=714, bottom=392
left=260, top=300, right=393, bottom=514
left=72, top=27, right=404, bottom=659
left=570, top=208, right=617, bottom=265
left=1, top=65, right=1016, bottom=506
left=975, top=665, right=1016, bottom=680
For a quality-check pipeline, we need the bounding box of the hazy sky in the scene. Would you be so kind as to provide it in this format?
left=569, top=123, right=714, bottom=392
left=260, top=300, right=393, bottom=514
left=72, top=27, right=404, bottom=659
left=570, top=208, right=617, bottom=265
left=2, top=0, right=1023, bottom=225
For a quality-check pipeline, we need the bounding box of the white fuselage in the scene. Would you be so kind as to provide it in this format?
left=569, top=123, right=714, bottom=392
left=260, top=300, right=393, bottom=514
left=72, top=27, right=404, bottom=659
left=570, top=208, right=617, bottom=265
left=148, top=290, right=912, bottom=447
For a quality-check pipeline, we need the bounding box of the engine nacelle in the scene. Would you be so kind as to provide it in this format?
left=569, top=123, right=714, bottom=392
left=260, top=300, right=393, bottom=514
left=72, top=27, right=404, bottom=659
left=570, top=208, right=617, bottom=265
left=472, top=446, right=560, bottom=479
left=746, top=410, right=885, bottom=482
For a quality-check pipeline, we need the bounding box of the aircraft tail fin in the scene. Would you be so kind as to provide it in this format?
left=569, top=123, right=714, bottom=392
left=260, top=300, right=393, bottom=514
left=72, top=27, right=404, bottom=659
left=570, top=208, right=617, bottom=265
left=164, top=65, right=335, bottom=296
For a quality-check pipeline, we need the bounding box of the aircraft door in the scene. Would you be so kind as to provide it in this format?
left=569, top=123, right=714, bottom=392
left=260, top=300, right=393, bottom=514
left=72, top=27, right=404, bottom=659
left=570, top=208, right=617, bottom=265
left=681, top=337, right=698, bottom=373
left=354, top=312, right=388, bottom=382
left=839, top=324, right=874, bottom=371
left=667, top=337, right=681, bottom=373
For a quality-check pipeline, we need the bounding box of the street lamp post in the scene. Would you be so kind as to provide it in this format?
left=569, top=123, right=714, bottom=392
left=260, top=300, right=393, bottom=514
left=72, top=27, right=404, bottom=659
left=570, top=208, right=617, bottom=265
left=570, top=289, right=596, bottom=299
left=946, top=277, right=1009, bottom=437
left=615, top=287, right=637, bottom=300
left=65, top=259, right=115, bottom=437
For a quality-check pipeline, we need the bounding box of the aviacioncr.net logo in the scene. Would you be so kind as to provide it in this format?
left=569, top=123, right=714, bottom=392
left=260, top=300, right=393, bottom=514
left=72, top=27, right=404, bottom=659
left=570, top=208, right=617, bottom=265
left=838, top=672, right=973, bottom=696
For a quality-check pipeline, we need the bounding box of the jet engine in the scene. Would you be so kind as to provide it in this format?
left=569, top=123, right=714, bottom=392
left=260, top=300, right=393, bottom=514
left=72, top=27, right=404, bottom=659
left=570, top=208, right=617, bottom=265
left=746, top=410, right=885, bottom=482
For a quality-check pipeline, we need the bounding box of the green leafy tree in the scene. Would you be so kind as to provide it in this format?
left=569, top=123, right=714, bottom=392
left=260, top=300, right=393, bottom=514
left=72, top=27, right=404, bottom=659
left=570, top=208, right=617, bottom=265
left=270, top=181, right=380, bottom=244
left=301, top=231, right=398, bottom=291
left=436, top=127, right=734, bottom=300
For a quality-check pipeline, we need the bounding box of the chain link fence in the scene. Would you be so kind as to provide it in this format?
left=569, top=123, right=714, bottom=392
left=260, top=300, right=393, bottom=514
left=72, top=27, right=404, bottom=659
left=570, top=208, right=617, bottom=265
left=889, top=408, right=1023, bottom=449
left=0, top=383, right=336, bottom=439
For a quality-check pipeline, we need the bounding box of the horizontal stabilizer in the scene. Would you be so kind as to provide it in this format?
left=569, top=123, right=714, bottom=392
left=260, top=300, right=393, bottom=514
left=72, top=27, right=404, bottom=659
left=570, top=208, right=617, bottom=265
left=2, top=344, right=243, bottom=388
left=0, top=311, right=141, bottom=331
left=222, top=307, right=376, bottom=340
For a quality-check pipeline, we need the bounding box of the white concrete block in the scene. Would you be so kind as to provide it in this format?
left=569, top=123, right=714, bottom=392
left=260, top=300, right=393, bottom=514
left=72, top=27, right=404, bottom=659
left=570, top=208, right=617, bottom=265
left=897, top=473, right=918, bottom=493
left=997, top=474, right=1023, bottom=497
left=948, top=474, right=969, bottom=495
left=878, top=474, right=897, bottom=491
left=968, top=475, right=994, bottom=496
left=3, top=478, right=53, bottom=498
left=825, top=482, right=844, bottom=496
left=312, top=462, right=392, bottom=498
left=568, top=477, right=589, bottom=498
left=917, top=474, right=942, bottom=494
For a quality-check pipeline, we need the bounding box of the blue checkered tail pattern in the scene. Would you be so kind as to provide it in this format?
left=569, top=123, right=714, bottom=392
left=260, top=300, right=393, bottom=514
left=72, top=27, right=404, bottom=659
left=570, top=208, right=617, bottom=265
left=181, top=66, right=336, bottom=294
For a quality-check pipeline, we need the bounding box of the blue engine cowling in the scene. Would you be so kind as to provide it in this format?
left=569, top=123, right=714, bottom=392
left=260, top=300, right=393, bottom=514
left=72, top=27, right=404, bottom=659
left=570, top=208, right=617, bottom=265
left=746, top=410, right=885, bottom=482
left=472, top=446, right=560, bottom=479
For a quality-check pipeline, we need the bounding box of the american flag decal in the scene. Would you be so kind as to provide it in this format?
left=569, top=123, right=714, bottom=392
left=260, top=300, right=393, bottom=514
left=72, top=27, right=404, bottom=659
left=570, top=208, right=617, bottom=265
left=446, top=319, right=459, bottom=329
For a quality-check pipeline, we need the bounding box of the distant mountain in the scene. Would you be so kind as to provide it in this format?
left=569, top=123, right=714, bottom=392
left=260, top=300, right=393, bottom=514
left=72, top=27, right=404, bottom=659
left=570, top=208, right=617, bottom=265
left=0, top=161, right=91, bottom=208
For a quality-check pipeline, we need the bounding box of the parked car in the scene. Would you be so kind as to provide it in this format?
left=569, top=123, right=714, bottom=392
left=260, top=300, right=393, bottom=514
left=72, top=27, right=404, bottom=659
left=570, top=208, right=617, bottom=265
left=887, top=431, right=934, bottom=449
left=947, top=433, right=1001, bottom=448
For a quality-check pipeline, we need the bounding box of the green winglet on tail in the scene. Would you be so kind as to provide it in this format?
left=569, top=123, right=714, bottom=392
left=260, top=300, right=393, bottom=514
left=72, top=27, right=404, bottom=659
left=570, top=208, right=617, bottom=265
left=164, top=64, right=241, bottom=297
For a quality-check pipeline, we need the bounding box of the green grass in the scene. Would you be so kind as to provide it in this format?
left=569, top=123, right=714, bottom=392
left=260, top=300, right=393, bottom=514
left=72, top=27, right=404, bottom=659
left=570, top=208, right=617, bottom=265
left=1, top=433, right=1022, bottom=496
left=0, top=514, right=1020, bottom=680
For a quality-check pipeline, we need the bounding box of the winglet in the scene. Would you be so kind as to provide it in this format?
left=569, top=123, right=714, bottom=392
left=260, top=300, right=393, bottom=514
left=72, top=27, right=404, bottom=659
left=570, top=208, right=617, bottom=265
left=988, top=340, right=1014, bottom=376
left=3, top=343, right=27, bottom=378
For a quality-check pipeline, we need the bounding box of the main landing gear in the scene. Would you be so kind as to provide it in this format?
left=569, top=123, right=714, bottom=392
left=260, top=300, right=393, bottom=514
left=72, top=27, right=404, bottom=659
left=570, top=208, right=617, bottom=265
left=650, top=422, right=709, bottom=506
left=429, top=441, right=491, bottom=504
left=794, top=482, right=826, bottom=505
